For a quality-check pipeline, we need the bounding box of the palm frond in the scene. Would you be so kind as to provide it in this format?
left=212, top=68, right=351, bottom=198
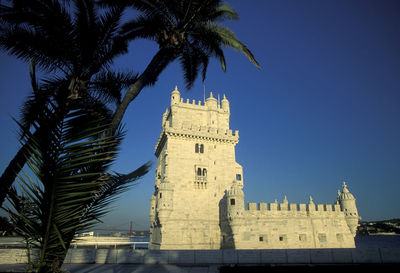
left=208, top=3, right=239, bottom=22
left=90, top=69, right=139, bottom=105
left=6, top=105, right=149, bottom=271
left=120, top=15, right=162, bottom=41
left=0, top=0, right=75, bottom=72
left=209, top=24, right=260, bottom=69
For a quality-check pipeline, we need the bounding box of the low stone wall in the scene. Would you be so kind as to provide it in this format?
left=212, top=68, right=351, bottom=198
left=1, top=248, right=399, bottom=265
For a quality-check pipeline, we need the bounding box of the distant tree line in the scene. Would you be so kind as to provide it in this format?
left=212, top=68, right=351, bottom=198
left=358, top=219, right=400, bottom=235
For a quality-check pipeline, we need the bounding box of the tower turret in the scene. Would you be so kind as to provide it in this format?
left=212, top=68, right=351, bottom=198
left=171, top=86, right=180, bottom=105
left=156, top=181, right=174, bottom=222
left=221, top=94, right=230, bottom=112
left=150, top=194, right=156, bottom=224
left=205, top=92, right=218, bottom=110
left=337, top=181, right=360, bottom=236
left=226, top=182, right=244, bottom=220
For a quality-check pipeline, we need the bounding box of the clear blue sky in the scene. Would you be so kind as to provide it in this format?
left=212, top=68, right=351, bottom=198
left=1, top=0, right=399, bottom=230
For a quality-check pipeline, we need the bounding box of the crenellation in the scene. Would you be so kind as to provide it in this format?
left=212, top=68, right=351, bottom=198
left=259, top=203, right=267, bottom=211
left=237, top=200, right=346, bottom=216
left=247, top=202, right=257, bottom=210
left=279, top=203, right=288, bottom=211
left=150, top=86, right=359, bottom=250
left=269, top=202, right=278, bottom=211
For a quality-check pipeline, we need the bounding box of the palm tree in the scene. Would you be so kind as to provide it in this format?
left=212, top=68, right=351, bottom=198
left=0, top=0, right=136, bottom=205
left=100, top=0, right=260, bottom=133
left=6, top=102, right=149, bottom=272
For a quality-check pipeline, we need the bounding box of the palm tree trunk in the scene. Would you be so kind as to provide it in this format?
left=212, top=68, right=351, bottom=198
left=0, top=130, right=39, bottom=206
left=110, top=47, right=175, bottom=133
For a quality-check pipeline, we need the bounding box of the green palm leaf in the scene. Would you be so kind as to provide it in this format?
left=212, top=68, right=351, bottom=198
left=0, top=0, right=135, bottom=207
left=5, top=105, right=149, bottom=272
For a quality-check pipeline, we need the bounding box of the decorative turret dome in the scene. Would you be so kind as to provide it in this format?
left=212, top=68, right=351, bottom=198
left=171, top=85, right=180, bottom=95
left=221, top=94, right=230, bottom=112
left=227, top=181, right=244, bottom=196
left=206, top=92, right=218, bottom=110
left=170, top=85, right=180, bottom=105
left=338, top=181, right=355, bottom=201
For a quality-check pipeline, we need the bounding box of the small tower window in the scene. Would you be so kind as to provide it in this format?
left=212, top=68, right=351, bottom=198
left=236, top=174, right=242, bottom=181
left=230, top=198, right=235, bottom=205
left=318, top=233, right=327, bottom=242
left=203, top=168, right=207, bottom=177
left=195, top=143, right=204, bottom=153
left=159, top=193, right=162, bottom=198
left=197, top=168, right=202, bottom=176
left=299, top=234, right=307, bottom=242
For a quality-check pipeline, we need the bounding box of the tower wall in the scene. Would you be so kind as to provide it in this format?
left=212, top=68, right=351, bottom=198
left=150, top=89, right=241, bottom=249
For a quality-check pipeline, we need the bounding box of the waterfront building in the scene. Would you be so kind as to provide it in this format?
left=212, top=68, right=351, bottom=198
left=149, top=86, right=360, bottom=249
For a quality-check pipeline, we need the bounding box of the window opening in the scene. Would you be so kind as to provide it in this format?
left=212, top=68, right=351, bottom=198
left=230, top=199, right=235, bottom=205
left=318, top=233, right=327, bottom=242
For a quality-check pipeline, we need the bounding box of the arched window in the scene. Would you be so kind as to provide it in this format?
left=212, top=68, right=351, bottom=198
left=195, top=143, right=199, bottom=153
left=203, top=168, right=207, bottom=177
left=197, top=168, right=202, bottom=176
left=200, top=144, right=204, bottom=153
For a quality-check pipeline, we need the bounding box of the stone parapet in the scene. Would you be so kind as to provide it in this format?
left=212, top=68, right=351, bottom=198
left=155, top=124, right=239, bottom=156
left=1, top=248, right=399, bottom=265
left=245, top=202, right=342, bottom=216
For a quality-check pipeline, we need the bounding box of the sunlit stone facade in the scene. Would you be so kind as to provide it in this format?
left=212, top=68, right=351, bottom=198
left=149, top=86, right=360, bottom=249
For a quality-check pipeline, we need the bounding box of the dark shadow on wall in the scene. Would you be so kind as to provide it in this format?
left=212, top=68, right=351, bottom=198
left=219, top=191, right=235, bottom=249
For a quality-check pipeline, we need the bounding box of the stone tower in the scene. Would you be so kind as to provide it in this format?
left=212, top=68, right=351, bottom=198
left=337, top=181, right=360, bottom=235
left=149, top=86, right=360, bottom=249
left=149, top=86, right=243, bottom=249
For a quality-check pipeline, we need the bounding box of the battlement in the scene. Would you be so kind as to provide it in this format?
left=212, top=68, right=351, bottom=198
left=180, top=97, right=204, bottom=107
left=155, top=123, right=239, bottom=155
left=244, top=202, right=342, bottom=215
left=166, top=122, right=238, bottom=137
left=171, top=96, right=229, bottom=113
